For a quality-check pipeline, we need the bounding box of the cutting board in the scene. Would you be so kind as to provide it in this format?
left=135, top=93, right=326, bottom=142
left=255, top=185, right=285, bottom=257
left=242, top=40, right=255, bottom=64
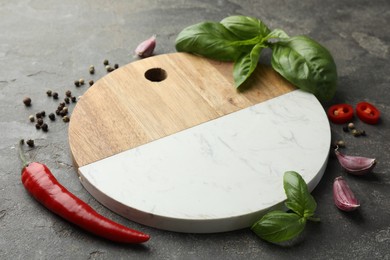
left=69, top=53, right=330, bottom=233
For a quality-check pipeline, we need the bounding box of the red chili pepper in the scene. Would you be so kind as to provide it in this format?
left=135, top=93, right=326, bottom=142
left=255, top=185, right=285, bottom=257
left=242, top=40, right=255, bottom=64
left=18, top=140, right=149, bottom=244
left=356, top=102, right=380, bottom=124
left=327, top=104, right=354, bottom=124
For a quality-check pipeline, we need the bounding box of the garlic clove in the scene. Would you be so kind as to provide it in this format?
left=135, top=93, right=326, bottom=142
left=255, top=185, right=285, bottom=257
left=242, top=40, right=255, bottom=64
left=135, top=35, right=156, bottom=58
left=335, top=149, right=376, bottom=176
left=333, top=176, right=360, bottom=212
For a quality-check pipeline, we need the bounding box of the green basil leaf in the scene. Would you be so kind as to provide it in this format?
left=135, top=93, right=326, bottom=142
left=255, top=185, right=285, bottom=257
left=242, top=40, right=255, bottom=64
left=264, top=28, right=289, bottom=41
left=221, top=15, right=271, bottom=40
left=233, top=43, right=264, bottom=88
left=175, top=22, right=244, bottom=61
left=251, top=211, right=306, bottom=243
left=283, top=171, right=317, bottom=218
left=270, top=35, right=337, bottom=101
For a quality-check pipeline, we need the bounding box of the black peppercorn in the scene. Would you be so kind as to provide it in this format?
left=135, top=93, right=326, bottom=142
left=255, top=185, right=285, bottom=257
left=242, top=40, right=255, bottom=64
left=40, top=111, right=46, bottom=117
left=36, top=112, right=42, bottom=119
left=103, top=59, right=109, bottom=65
left=26, top=139, right=35, bottom=147
left=35, top=123, right=41, bottom=130
left=29, top=115, right=35, bottom=122
left=53, top=92, right=59, bottom=99
left=114, top=63, right=119, bottom=69
left=49, top=113, right=55, bottom=121
left=342, top=126, right=349, bottom=132
left=59, top=102, right=65, bottom=108
left=62, top=115, right=70, bottom=123
left=64, top=97, right=70, bottom=104
left=37, top=118, right=44, bottom=125
left=23, top=97, right=32, bottom=106
left=46, top=90, right=52, bottom=97
left=71, top=96, right=77, bottom=103
left=74, top=80, right=80, bottom=87
left=106, top=65, right=114, bottom=72
left=79, top=78, right=85, bottom=85
left=89, top=65, right=95, bottom=75
left=41, top=123, right=48, bottom=132
left=65, top=90, right=72, bottom=97
left=55, top=109, right=61, bottom=115
left=89, top=80, right=94, bottom=86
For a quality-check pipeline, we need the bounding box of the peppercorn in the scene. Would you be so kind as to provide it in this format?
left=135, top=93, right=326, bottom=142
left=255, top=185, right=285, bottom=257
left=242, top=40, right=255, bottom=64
left=348, top=122, right=355, bottom=129
left=65, top=90, right=72, bottom=97
left=53, top=92, right=59, bottom=99
left=62, top=115, right=70, bottom=123
left=106, top=65, right=114, bottom=72
left=46, top=90, right=52, bottom=97
left=360, top=130, right=366, bottom=136
left=114, top=63, right=119, bottom=69
left=29, top=115, right=35, bottom=122
left=64, top=97, right=70, bottom=104
left=40, top=111, right=46, bottom=117
left=74, top=80, right=80, bottom=87
left=37, top=118, right=44, bottom=126
left=59, top=102, right=65, bottom=108
left=36, top=112, right=42, bottom=119
left=89, top=65, right=95, bottom=75
left=79, top=78, right=85, bottom=85
left=23, top=97, right=32, bottom=107
left=71, top=96, right=77, bottom=103
left=336, top=140, right=346, bottom=148
left=342, top=126, right=349, bottom=132
left=49, top=113, right=55, bottom=121
left=41, top=123, right=48, bottom=132
left=26, top=139, right=35, bottom=147
left=351, top=129, right=360, bottom=137
left=62, top=107, right=68, bottom=114
left=35, top=123, right=41, bottom=130
left=103, top=59, right=109, bottom=65
left=89, top=80, right=94, bottom=86
left=55, top=109, right=61, bottom=115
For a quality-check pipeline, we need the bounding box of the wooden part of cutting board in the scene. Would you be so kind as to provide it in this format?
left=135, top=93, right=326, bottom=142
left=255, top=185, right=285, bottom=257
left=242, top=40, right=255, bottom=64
left=69, top=53, right=295, bottom=168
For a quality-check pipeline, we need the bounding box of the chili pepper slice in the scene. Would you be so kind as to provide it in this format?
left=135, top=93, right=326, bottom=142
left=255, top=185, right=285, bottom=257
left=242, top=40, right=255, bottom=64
left=356, top=102, right=380, bottom=124
left=327, top=104, right=354, bottom=124
left=18, top=140, right=149, bottom=244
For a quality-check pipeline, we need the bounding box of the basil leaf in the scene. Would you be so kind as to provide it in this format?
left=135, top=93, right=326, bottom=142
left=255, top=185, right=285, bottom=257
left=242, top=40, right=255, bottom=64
left=264, top=28, right=289, bottom=41
left=233, top=43, right=264, bottom=88
left=270, top=35, right=337, bottom=101
left=220, top=15, right=271, bottom=40
left=251, top=211, right=306, bottom=243
left=175, top=22, right=244, bottom=61
left=283, top=171, right=317, bottom=218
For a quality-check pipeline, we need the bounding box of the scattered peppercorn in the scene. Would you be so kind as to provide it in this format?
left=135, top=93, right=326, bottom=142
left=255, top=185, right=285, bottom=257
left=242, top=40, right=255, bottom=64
left=29, top=115, right=35, bottom=122
left=79, top=78, right=85, bottom=85
left=342, top=126, right=349, bottom=132
left=36, top=112, right=42, bottom=119
left=40, top=111, right=46, bottom=117
left=348, top=122, right=355, bottom=129
left=37, top=118, right=44, bottom=126
left=23, top=97, right=32, bottom=107
left=114, top=63, right=119, bottom=69
left=55, top=109, right=61, bottom=115
left=74, top=80, right=80, bottom=87
left=53, top=92, right=59, bottom=99
left=89, top=80, right=94, bottom=86
left=360, top=130, right=366, bottom=136
left=89, top=65, right=95, bottom=75
left=103, top=59, right=109, bottom=65
left=35, top=123, right=41, bottom=130
left=41, top=123, right=48, bottom=132
left=62, top=107, right=68, bottom=114
left=106, top=65, right=114, bottom=72
left=63, top=115, right=70, bottom=123
left=26, top=139, right=35, bottom=147
left=46, top=90, right=52, bottom=97
left=64, top=97, right=70, bottom=104
left=71, top=96, right=77, bottom=103
left=49, top=113, right=55, bottom=121
left=336, top=140, right=346, bottom=148
left=59, top=102, right=65, bottom=108
left=65, top=90, right=72, bottom=97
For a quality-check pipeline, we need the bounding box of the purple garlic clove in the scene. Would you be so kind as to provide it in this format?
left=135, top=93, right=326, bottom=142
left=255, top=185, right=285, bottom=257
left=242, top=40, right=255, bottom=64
left=335, top=149, right=376, bottom=176
left=333, top=176, right=360, bottom=212
left=135, top=35, right=156, bottom=58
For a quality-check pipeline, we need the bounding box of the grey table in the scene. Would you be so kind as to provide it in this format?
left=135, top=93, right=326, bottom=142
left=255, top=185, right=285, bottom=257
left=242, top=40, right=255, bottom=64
left=1, top=1, right=389, bottom=259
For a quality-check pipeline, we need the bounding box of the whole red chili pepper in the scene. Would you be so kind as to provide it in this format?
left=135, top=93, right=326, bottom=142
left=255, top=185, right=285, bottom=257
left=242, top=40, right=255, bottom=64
left=18, top=140, right=150, bottom=244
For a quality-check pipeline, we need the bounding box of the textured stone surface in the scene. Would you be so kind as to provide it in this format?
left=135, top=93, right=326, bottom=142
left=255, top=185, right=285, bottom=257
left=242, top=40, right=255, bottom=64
left=0, top=0, right=389, bottom=259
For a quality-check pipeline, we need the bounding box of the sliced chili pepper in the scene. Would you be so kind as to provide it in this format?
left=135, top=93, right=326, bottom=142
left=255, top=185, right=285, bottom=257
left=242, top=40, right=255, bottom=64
left=356, top=102, right=380, bottom=124
left=327, top=104, right=354, bottom=124
left=18, top=140, right=149, bottom=244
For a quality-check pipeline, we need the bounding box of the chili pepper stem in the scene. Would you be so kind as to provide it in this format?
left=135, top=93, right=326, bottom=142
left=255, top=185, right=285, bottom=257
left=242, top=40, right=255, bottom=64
left=18, top=139, right=30, bottom=169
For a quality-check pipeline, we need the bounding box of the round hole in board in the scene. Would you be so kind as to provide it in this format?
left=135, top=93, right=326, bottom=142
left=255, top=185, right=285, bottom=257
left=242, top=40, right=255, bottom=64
left=144, top=68, right=167, bottom=82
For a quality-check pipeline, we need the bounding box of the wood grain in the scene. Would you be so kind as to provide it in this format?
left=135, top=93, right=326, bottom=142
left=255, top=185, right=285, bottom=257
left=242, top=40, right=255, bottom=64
left=69, top=53, right=295, bottom=168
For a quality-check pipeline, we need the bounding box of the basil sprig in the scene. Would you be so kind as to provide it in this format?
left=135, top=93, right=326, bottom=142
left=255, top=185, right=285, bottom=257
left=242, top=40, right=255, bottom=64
left=251, top=171, right=319, bottom=243
left=175, top=15, right=337, bottom=101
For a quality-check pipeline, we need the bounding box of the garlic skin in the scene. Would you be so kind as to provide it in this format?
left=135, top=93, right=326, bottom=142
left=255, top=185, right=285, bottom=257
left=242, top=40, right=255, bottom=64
left=333, top=176, right=360, bottom=212
left=135, top=35, right=156, bottom=58
left=335, top=149, right=376, bottom=176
